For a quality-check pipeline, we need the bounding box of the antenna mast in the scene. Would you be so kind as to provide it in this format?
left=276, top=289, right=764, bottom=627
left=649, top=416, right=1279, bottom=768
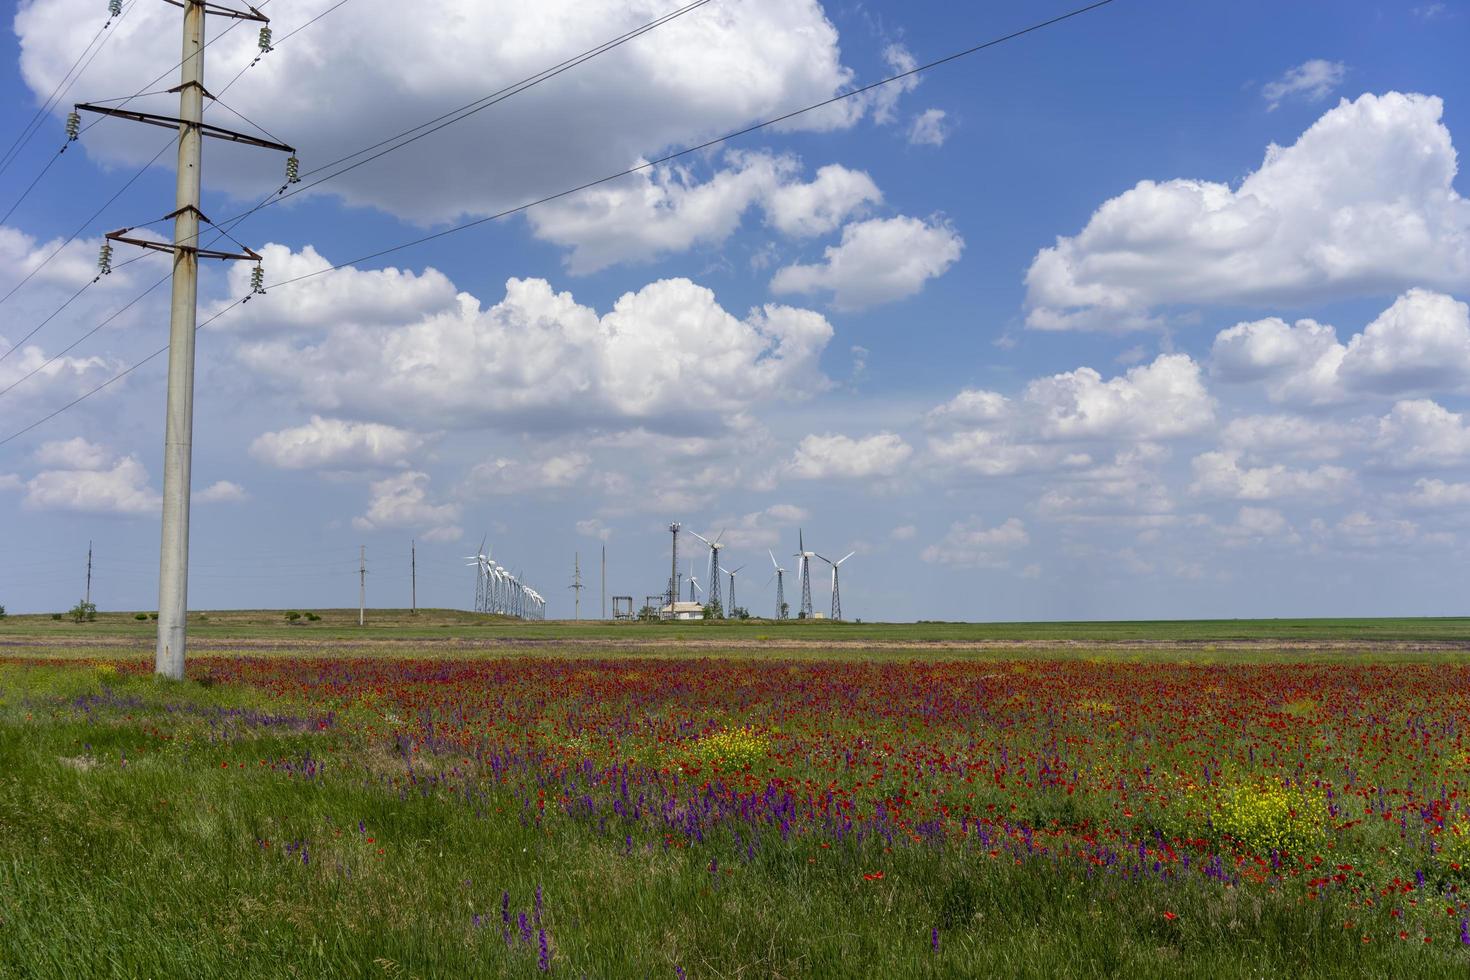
left=666, top=523, right=680, bottom=616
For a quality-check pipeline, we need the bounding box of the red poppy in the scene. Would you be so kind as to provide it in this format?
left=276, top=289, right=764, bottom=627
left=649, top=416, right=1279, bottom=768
left=1162, top=912, right=1178, bottom=921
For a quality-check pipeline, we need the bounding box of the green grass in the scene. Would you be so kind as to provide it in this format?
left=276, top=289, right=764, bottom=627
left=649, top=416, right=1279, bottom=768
left=5, top=607, right=1470, bottom=644
left=0, top=662, right=1457, bottom=979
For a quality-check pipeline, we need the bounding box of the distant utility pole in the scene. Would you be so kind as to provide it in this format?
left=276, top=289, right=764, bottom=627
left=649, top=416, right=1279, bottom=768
left=77, top=1, right=294, bottom=679
left=359, top=546, right=366, bottom=626
left=569, top=553, right=584, bottom=620
left=411, top=539, right=417, bottom=613
left=85, top=540, right=93, bottom=606
left=601, top=544, right=606, bottom=620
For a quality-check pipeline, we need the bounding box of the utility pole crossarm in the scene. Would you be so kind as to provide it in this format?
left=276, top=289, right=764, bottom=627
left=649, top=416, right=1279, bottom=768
left=75, top=103, right=295, bottom=153
left=161, top=0, right=270, bottom=22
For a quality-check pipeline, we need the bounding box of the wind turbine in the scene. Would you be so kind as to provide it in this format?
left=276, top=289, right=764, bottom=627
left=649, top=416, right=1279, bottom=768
left=794, top=529, right=815, bottom=619
left=816, top=551, right=855, bottom=621
left=767, top=549, right=788, bottom=620
left=689, top=529, right=726, bottom=616
left=722, top=564, right=745, bottom=617
left=463, top=534, right=489, bottom=612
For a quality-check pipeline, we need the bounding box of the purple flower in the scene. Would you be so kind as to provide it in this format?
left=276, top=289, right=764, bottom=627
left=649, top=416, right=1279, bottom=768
left=675, top=968, right=687, bottom=980
left=519, top=911, right=532, bottom=944
left=501, top=891, right=511, bottom=925
left=931, top=927, right=939, bottom=952
left=1461, top=919, right=1470, bottom=945
left=538, top=928, right=550, bottom=971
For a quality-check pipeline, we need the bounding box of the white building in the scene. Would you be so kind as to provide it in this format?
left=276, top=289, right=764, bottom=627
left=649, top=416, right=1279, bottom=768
left=661, top=601, right=705, bottom=621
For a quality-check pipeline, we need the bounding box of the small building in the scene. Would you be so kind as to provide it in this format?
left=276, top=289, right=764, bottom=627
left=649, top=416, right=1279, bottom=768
left=662, top=601, right=705, bottom=621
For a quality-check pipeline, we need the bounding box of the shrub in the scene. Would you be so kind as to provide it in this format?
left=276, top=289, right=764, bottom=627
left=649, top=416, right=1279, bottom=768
left=0, top=603, right=6, bottom=619
left=68, top=600, right=97, bottom=624
left=51, top=613, right=62, bottom=621
left=691, top=727, right=770, bottom=772
left=134, top=613, right=148, bottom=621
left=1214, top=784, right=1327, bottom=856
left=286, top=611, right=302, bottom=622
left=1435, top=815, right=1470, bottom=876
left=306, top=613, right=321, bottom=622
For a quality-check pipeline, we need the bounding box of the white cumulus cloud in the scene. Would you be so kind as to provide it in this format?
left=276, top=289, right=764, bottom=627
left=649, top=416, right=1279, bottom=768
left=1262, top=59, right=1347, bottom=110
left=1025, top=93, right=1470, bottom=329
left=527, top=153, right=882, bottom=274
left=196, top=481, right=249, bottom=504
left=1211, top=290, right=1470, bottom=403
left=250, top=416, right=426, bottom=470
left=230, top=259, right=833, bottom=432
left=1189, top=450, right=1353, bottom=500
left=16, top=0, right=877, bottom=223
left=783, top=432, right=913, bottom=480
left=920, top=517, right=1029, bottom=568
left=23, top=442, right=160, bottom=515
left=907, top=109, right=949, bottom=147
left=353, top=471, right=461, bottom=539
left=771, top=215, right=963, bottom=311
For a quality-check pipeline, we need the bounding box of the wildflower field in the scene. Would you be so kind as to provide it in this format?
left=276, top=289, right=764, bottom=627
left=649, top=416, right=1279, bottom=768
left=3, top=643, right=1470, bottom=976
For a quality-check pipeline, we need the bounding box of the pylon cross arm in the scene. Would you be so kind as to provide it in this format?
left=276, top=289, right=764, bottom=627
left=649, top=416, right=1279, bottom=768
left=162, top=0, right=270, bottom=23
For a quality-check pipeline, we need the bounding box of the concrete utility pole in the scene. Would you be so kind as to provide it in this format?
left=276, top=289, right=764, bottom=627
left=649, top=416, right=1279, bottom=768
left=601, top=544, right=606, bottom=620
left=85, top=540, right=93, bottom=606
left=76, top=1, right=291, bottom=679
left=411, top=539, right=417, bottom=613
left=154, top=0, right=206, bottom=678
left=359, top=546, right=366, bottom=626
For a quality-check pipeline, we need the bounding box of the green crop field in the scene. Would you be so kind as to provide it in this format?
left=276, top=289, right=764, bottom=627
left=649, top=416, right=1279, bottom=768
left=5, top=607, right=1470, bottom=644
left=2, top=616, right=1469, bottom=977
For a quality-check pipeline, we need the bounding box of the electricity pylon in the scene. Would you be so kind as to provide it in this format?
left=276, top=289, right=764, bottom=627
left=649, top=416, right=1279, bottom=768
left=78, top=0, right=295, bottom=679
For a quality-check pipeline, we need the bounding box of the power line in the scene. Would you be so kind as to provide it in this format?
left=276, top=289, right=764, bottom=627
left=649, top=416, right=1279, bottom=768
left=0, top=0, right=137, bottom=178
left=109, top=0, right=719, bottom=259
left=0, top=0, right=317, bottom=351
left=0, top=0, right=1118, bottom=449
left=0, top=0, right=712, bottom=372
left=274, top=0, right=1120, bottom=284
left=0, top=0, right=276, bottom=266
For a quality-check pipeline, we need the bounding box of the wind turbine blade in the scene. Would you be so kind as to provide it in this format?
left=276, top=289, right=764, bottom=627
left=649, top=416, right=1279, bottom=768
left=689, top=531, right=711, bottom=546
left=714, top=528, right=726, bottom=545
left=838, top=552, right=856, bottom=565
left=763, top=573, right=776, bottom=589
left=769, top=549, right=779, bottom=570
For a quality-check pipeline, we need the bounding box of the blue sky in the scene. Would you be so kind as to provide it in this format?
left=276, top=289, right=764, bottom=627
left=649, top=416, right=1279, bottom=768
left=2, top=0, right=1468, bottom=620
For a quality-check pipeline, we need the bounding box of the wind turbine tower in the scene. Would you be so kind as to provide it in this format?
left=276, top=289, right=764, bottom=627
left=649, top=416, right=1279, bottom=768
left=795, top=530, right=815, bottom=619
left=724, top=564, right=745, bottom=617
left=768, top=550, right=788, bottom=620
left=817, top=551, right=856, bottom=621
left=689, top=529, right=725, bottom=616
